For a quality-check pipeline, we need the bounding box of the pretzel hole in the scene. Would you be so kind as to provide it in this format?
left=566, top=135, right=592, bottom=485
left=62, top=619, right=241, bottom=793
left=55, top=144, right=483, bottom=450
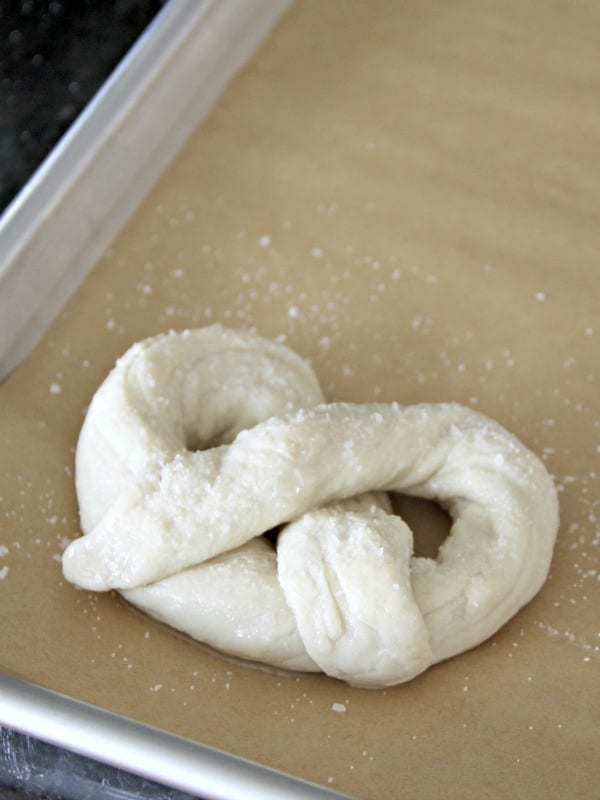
left=185, top=426, right=236, bottom=451
left=263, top=525, right=283, bottom=547
left=392, top=494, right=451, bottom=559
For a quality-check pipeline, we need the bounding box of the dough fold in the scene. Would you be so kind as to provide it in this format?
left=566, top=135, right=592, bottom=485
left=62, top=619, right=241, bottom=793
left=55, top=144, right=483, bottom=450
left=62, top=325, right=559, bottom=688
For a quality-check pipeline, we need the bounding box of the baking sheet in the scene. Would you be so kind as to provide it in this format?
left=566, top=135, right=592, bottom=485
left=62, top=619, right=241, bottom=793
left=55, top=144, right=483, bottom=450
left=1, top=1, right=598, bottom=798
left=0, top=0, right=292, bottom=379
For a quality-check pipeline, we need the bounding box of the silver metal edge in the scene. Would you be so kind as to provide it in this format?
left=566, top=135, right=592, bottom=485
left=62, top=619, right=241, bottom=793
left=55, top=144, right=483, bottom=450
left=0, top=673, right=355, bottom=800
left=0, top=0, right=293, bottom=379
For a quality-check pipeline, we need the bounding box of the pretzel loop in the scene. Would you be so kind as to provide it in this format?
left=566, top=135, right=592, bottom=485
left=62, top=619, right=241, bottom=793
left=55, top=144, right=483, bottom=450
left=62, top=326, right=559, bottom=687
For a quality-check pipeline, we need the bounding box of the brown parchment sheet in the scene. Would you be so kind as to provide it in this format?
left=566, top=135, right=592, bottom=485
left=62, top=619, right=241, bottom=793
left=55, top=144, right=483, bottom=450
left=1, top=1, right=598, bottom=797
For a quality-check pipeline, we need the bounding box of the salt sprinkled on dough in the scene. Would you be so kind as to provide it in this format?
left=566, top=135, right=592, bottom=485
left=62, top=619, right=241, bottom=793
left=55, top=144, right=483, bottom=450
left=62, top=327, right=559, bottom=688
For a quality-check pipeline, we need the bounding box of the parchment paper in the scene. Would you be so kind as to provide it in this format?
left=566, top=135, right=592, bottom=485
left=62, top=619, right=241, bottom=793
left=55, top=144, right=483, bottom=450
left=1, top=1, right=598, bottom=797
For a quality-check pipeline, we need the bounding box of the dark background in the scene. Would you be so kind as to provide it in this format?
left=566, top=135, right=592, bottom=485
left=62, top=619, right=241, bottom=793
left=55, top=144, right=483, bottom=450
left=0, top=0, right=165, bottom=213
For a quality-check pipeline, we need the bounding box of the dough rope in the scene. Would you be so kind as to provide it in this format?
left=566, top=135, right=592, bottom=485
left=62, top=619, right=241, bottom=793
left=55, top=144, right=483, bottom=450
left=62, top=325, right=559, bottom=688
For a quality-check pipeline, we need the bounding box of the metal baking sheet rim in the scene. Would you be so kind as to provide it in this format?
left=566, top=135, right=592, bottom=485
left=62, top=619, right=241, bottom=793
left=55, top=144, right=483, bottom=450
left=0, top=1, right=352, bottom=797
left=0, top=0, right=292, bottom=381
left=0, top=673, right=352, bottom=800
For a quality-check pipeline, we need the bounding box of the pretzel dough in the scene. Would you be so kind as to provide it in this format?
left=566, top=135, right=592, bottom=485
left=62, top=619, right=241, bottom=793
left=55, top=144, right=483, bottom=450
left=62, top=325, right=559, bottom=687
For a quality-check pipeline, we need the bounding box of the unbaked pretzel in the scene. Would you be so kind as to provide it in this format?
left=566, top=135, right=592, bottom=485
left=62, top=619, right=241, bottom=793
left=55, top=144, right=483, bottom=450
left=62, top=326, right=559, bottom=687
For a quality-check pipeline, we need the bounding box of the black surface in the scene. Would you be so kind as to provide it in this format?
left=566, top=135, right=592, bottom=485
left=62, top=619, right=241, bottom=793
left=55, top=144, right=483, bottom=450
left=0, top=0, right=166, bottom=213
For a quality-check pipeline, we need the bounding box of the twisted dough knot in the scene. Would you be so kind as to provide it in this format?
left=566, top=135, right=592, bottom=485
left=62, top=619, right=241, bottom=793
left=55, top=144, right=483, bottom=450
left=63, top=326, right=559, bottom=688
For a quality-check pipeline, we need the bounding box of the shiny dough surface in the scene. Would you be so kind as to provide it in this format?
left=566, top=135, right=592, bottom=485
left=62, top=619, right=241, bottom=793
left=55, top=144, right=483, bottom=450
left=62, top=326, right=559, bottom=687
